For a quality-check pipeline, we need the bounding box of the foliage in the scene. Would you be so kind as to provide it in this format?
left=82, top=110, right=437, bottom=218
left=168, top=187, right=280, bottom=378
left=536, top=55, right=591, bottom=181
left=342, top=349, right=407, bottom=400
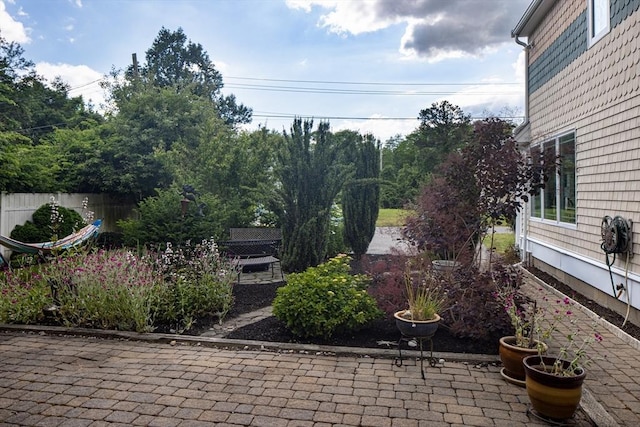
left=414, top=100, right=472, bottom=159
left=403, top=152, right=480, bottom=264
left=404, top=116, right=554, bottom=267
left=441, top=262, right=515, bottom=340
left=41, top=249, right=162, bottom=332
left=326, top=204, right=348, bottom=258
left=494, top=272, right=539, bottom=348
left=117, top=187, right=232, bottom=247
left=159, top=124, right=280, bottom=228
left=364, top=255, right=412, bottom=319
left=10, top=199, right=85, bottom=243
left=275, top=119, right=353, bottom=272
left=0, top=266, right=51, bottom=324
left=400, top=256, right=445, bottom=321
left=272, top=254, right=382, bottom=339
left=341, top=131, right=381, bottom=259
left=146, top=239, right=237, bottom=333
left=0, top=243, right=237, bottom=334
left=528, top=292, right=604, bottom=376
left=128, top=27, right=251, bottom=126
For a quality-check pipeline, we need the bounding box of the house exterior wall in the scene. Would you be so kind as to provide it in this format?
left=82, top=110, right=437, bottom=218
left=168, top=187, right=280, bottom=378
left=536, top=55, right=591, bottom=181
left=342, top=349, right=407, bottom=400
left=517, top=0, right=640, bottom=325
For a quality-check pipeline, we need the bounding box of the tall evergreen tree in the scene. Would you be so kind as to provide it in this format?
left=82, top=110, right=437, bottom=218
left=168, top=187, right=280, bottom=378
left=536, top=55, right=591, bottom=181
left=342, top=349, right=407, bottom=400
left=276, top=119, right=352, bottom=272
left=340, top=131, right=380, bottom=259
left=132, top=27, right=252, bottom=126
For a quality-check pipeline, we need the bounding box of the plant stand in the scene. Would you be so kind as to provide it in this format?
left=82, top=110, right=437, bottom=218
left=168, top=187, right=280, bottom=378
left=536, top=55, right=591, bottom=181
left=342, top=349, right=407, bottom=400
left=394, top=335, right=437, bottom=380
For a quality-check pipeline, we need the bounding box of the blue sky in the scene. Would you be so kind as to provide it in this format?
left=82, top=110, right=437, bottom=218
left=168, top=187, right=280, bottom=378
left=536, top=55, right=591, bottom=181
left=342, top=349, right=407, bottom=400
left=1, top=0, right=531, bottom=141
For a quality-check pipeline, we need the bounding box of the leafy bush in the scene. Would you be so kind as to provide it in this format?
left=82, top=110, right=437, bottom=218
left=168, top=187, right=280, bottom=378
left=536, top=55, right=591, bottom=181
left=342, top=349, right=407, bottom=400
left=364, top=254, right=411, bottom=319
left=272, top=254, right=382, bottom=338
left=0, top=266, right=51, bottom=324
left=118, top=187, right=250, bottom=248
left=10, top=202, right=85, bottom=243
left=148, top=239, right=237, bottom=332
left=0, top=242, right=237, bottom=334
left=441, top=262, right=517, bottom=340
left=41, top=249, right=163, bottom=332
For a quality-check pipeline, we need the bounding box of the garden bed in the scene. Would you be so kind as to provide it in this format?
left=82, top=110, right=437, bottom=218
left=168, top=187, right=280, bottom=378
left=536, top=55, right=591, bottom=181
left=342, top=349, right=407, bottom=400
left=182, top=261, right=640, bottom=355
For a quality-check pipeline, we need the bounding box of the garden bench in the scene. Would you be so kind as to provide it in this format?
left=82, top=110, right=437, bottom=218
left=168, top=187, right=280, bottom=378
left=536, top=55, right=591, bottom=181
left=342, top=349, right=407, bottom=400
left=220, top=228, right=283, bottom=283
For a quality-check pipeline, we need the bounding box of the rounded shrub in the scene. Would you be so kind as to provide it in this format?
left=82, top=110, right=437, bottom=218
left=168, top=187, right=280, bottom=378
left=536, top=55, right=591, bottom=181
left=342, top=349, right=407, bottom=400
left=272, top=254, right=382, bottom=339
left=11, top=203, right=84, bottom=243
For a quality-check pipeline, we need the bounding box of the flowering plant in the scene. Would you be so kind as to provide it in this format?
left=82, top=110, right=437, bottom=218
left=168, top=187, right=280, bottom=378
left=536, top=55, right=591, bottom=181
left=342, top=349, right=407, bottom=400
left=497, top=281, right=604, bottom=376
left=494, top=275, right=542, bottom=348
left=535, top=293, right=604, bottom=376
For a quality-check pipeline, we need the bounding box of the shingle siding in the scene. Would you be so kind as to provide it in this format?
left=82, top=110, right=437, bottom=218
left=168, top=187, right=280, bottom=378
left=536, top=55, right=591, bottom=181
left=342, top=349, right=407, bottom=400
left=528, top=0, right=640, bottom=94
left=525, top=1, right=640, bottom=267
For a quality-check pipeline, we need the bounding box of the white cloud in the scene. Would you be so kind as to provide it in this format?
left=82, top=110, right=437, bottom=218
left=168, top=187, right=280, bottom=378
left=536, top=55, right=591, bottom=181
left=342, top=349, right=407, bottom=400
left=35, top=62, right=106, bottom=109
left=0, top=0, right=31, bottom=44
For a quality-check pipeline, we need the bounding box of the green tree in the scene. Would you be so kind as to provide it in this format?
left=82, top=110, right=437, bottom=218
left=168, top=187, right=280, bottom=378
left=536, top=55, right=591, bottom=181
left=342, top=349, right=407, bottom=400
left=340, top=131, right=380, bottom=259
left=133, top=27, right=251, bottom=126
left=276, top=119, right=352, bottom=272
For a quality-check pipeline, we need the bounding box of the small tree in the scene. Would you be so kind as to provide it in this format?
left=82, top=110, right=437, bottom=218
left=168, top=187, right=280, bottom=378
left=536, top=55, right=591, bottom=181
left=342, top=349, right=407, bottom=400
left=341, top=132, right=380, bottom=259
left=403, top=117, right=553, bottom=267
left=275, top=119, right=352, bottom=272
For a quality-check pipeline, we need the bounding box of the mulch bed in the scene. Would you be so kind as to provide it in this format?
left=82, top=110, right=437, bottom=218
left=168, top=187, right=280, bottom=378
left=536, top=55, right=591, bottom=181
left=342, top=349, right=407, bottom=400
left=186, top=262, right=640, bottom=354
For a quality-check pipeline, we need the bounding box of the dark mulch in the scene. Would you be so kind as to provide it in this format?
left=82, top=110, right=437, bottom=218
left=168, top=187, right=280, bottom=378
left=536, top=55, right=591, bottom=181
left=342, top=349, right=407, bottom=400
left=187, top=260, right=640, bottom=354
left=223, top=278, right=502, bottom=355
left=525, top=266, right=640, bottom=340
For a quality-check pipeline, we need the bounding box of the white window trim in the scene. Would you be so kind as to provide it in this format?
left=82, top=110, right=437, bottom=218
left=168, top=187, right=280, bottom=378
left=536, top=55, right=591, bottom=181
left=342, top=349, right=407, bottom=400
left=587, top=0, right=610, bottom=46
left=529, top=130, right=577, bottom=226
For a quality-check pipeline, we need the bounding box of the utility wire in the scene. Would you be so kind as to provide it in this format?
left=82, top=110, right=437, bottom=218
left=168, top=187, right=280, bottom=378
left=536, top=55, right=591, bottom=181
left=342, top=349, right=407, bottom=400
left=226, top=76, right=521, bottom=86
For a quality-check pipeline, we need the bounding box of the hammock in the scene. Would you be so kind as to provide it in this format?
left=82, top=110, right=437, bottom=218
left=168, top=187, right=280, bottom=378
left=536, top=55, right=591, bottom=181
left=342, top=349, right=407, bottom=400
left=0, top=219, right=102, bottom=268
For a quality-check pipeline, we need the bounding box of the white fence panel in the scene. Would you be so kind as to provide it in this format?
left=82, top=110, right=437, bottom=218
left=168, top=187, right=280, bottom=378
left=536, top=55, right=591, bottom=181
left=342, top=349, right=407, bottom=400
left=0, top=192, right=135, bottom=259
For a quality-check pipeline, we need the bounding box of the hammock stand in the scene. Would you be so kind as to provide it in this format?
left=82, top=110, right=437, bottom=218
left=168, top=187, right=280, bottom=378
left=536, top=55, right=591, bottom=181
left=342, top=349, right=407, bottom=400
left=0, top=219, right=102, bottom=270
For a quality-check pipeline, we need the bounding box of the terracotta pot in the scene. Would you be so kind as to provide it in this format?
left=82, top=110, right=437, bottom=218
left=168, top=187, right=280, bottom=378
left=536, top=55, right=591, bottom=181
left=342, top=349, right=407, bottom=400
left=499, top=336, right=547, bottom=385
left=394, top=311, right=440, bottom=339
left=523, top=355, right=586, bottom=420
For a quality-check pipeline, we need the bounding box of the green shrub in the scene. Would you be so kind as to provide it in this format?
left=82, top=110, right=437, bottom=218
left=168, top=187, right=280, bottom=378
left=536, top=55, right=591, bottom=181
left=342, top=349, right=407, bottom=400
left=148, top=239, right=236, bottom=332
left=118, top=187, right=248, bottom=247
left=0, top=266, right=51, bottom=324
left=272, top=254, right=382, bottom=339
left=11, top=202, right=85, bottom=243
left=0, top=243, right=237, bottom=334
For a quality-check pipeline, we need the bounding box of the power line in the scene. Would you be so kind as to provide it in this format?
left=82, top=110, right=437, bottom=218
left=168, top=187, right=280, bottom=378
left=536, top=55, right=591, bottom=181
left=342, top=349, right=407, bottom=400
left=226, top=83, right=521, bottom=96
left=226, top=76, right=521, bottom=87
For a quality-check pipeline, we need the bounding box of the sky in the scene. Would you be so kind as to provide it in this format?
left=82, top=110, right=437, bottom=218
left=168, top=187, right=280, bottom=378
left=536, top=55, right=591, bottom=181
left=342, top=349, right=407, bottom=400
left=1, top=0, right=532, bottom=142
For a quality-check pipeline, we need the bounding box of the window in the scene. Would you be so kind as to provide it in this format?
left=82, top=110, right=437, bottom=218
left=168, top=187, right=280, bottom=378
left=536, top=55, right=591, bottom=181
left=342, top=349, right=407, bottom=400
left=529, top=132, right=576, bottom=224
left=559, top=134, right=576, bottom=223
left=588, top=0, right=610, bottom=45
left=530, top=146, right=542, bottom=218
left=543, top=141, right=557, bottom=220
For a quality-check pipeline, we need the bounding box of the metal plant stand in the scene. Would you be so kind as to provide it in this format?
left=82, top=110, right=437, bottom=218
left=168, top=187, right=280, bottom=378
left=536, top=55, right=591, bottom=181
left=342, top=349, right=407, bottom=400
left=394, top=335, right=437, bottom=380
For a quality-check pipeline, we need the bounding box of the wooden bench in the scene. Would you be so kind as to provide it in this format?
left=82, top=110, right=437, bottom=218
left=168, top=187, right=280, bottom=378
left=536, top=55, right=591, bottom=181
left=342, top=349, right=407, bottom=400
left=220, top=228, right=283, bottom=283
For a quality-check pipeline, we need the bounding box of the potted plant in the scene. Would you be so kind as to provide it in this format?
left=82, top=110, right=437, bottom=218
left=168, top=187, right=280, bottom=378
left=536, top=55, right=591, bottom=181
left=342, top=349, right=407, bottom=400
left=522, top=296, right=604, bottom=421
left=394, top=262, right=445, bottom=340
left=494, top=275, right=549, bottom=386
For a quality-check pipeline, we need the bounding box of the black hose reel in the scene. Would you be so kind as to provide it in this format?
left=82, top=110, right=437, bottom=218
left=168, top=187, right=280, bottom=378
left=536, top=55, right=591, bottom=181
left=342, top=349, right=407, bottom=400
left=601, top=215, right=633, bottom=298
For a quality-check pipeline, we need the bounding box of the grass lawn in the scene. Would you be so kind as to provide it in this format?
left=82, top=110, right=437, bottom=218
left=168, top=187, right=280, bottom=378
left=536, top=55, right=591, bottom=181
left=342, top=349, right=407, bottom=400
left=376, top=209, right=412, bottom=227
left=483, top=230, right=515, bottom=254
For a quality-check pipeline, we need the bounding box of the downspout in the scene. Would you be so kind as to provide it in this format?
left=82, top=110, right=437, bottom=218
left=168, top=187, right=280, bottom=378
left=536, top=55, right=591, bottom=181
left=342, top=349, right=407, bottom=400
left=512, top=33, right=532, bottom=263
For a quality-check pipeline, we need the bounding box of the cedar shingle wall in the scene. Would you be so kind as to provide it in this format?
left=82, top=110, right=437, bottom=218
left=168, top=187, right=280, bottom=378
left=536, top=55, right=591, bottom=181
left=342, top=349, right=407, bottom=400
left=527, top=3, right=640, bottom=265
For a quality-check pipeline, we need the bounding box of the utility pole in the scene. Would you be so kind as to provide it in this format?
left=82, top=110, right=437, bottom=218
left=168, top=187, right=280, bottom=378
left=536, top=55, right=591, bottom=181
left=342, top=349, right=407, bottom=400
left=132, top=53, right=139, bottom=78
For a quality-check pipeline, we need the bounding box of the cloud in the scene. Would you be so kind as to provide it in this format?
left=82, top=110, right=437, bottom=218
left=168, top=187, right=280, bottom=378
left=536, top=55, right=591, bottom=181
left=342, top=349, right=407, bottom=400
left=287, top=0, right=530, bottom=60
left=35, top=62, right=107, bottom=109
left=0, top=0, right=31, bottom=43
